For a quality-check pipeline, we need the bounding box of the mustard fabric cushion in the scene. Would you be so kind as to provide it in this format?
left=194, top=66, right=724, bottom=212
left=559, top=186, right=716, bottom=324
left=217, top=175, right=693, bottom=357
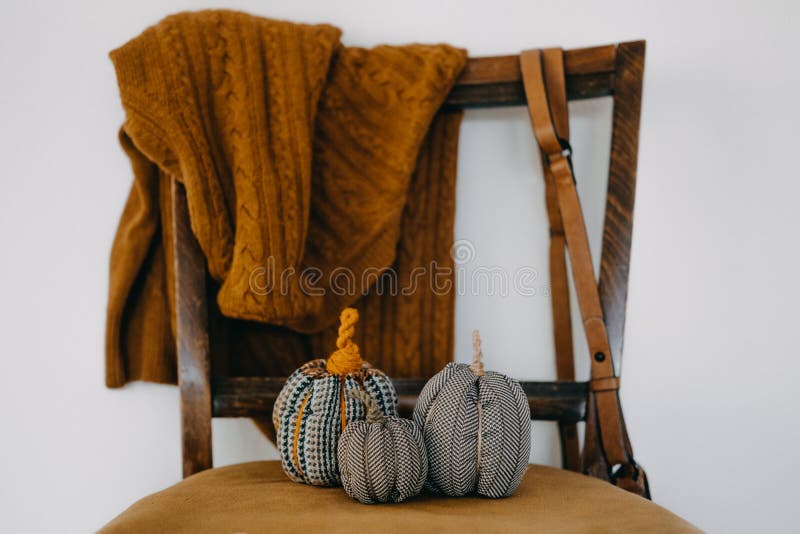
left=101, top=461, right=698, bottom=533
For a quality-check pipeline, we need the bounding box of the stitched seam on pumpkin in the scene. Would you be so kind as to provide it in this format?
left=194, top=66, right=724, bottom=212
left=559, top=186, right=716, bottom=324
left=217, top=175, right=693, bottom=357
left=388, top=420, right=398, bottom=502
left=292, top=390, right=312, bottom=479
left=476, top=381, right=483, bottom=484
left=363, top=424, right=375, bottom=503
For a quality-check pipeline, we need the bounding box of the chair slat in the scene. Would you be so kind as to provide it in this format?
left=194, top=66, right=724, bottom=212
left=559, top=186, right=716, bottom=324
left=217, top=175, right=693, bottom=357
left=445, top=44, right=618, bottom=108
left=212, top=377, right=588, bottom=423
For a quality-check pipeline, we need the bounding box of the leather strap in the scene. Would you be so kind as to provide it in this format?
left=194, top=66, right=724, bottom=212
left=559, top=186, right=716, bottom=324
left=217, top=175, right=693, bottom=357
left=520, top=49, right=650, bottom=499
left=590, top=376, right=621, bottom=392
left=537, top=49, right=580, bottom=472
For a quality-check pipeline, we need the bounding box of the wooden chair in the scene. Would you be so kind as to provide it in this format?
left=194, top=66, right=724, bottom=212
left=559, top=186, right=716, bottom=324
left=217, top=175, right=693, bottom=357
left=102, top=41, right=699, bottom=533
left=174, top=40, right=645, bottom=477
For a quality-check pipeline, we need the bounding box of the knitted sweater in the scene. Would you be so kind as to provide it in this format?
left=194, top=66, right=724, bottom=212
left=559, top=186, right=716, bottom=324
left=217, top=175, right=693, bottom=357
left=106, top=10, right=466, bottom=387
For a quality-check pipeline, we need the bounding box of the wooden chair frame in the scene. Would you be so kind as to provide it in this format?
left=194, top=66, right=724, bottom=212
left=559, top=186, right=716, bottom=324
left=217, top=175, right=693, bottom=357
left=171, top=40, right=646, bottom=478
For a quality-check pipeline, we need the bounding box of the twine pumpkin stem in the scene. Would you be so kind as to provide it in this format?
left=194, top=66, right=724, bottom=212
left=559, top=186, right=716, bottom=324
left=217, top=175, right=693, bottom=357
left=470, top=329, right=485, bottom=376
left=326, top=308, right=363, bottom=374
left=349, top=389, right=385, bottom=424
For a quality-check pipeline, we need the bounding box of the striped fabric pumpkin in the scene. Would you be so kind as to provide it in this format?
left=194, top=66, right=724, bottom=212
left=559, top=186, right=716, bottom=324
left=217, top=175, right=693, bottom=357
left=338, top=390, right=427, bottom=504
left=413, top=330, right=531, bottom=498
left=272, top=308, right=398, bottom=486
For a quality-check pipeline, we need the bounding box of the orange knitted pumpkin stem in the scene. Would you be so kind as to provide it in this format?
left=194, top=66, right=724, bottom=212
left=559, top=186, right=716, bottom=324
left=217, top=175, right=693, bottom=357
left=326, top=308, right=363, bottom=374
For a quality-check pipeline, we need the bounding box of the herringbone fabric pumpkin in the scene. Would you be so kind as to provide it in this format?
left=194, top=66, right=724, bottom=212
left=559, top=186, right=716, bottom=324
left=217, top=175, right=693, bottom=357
left=338, top=391, right=427, bottom=504
left=413, top=331, right=531, bottom=498
left=273, top=309, right=398, bottom=486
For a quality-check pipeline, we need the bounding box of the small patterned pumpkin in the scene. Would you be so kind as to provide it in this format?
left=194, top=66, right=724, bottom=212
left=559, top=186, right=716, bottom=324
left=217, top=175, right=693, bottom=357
left=338, top=390, right=427, bottom=504
left=413, top=330, right=531, bottom=498
left=273, top=308, right=398, bottom=486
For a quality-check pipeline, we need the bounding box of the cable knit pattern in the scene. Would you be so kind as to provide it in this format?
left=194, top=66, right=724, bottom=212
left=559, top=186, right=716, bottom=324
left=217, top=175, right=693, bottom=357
left=106, top=10, right=466, bottom=388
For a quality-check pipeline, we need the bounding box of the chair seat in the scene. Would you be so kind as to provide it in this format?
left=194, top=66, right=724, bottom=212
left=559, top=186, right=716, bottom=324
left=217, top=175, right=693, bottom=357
left=101, top=461, right=697, bottom=533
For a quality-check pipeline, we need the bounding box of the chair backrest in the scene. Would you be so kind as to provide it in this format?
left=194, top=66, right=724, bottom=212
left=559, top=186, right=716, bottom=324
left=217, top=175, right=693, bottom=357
left=170, top=41, right=646, bottom=479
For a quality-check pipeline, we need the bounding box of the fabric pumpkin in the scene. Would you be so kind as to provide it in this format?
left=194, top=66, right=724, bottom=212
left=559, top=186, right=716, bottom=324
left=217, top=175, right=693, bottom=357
left=273, top=308, right=398, bottom=486
left=338, top=390, right=427, bottom=504
left=413, top=330, right=531, bottom=498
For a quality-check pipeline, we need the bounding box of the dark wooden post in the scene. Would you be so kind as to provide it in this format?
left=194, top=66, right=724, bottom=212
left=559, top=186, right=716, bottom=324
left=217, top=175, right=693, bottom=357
left=171, top=178, right=213, bottom=477
left=581, top=41, right=646, bottom=481
left=598, top=41, right=646, bottom=371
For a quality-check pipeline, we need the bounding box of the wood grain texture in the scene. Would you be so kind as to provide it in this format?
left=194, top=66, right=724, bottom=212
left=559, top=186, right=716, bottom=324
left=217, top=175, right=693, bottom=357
left=598, top=41, right=646, bottom=371
left=445, top=45, right=617, bottom=108
left=172, top=178, right=213, bottom=477
left=212, top=377, right=587, bottom=424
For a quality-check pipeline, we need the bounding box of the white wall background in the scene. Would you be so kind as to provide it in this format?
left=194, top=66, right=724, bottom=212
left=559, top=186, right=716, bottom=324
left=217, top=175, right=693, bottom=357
left=1, top=0, right=798, bottom=532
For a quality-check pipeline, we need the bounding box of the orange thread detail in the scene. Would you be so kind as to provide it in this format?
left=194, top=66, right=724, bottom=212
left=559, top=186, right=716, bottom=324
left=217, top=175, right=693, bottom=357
left=292, top=390, right=311, bottom=477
